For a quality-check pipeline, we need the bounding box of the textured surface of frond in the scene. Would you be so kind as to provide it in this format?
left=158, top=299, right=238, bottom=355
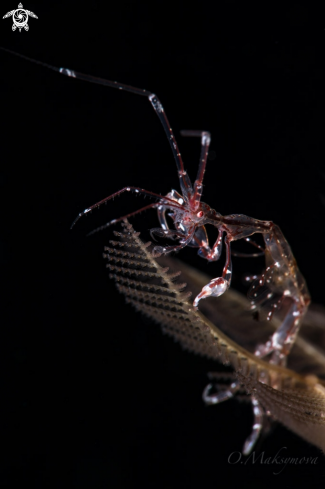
left=106, top=221, right=325, bottom=451
left=105, top=221, right=215, bottom=358
left=239, top=374, right=325, bottom=451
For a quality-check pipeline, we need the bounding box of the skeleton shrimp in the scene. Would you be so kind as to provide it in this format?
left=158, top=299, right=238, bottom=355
left=1, top=47, right=311, bottom=454
left=56, top=61, right=309, bottom=368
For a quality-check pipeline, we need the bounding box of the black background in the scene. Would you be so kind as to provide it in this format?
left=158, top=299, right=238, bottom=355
left=1, top=1, right=325, bottom=487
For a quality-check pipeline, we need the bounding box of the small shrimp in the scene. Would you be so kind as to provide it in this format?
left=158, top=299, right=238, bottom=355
left=2, top=47, right=311, bottom=454
left=4, top=50, right=311, bottom=358
left=46, top=57, right=308, bottom=367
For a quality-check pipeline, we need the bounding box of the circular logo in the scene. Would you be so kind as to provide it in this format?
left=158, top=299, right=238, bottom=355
left=13, top=8, right=28, bottom=29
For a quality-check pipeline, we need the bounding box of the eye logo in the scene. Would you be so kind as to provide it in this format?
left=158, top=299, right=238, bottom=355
left=3, top=3, right=38, bottom=32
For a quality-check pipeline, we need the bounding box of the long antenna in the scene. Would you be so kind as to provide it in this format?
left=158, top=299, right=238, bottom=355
left=0, top=47, right=193, bottom=200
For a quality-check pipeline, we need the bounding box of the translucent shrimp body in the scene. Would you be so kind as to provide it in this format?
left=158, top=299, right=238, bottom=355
left=2, top=48, right=311, bottom=454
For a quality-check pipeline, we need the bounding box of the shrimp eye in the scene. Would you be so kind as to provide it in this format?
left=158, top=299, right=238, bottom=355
left=197, top=211, right=204, bottom=218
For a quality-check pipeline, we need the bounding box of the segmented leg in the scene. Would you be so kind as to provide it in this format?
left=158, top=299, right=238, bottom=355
left=152, top=227, right=196, bottom=256
left=202, top=379, right=240, bottom=405
left=202, top=376, right=264, bottom=455
left=242, top=397, right=264, bottom=455
left=157, top=190, right=185, bottom=231
left=254, top=301, right=303, bottom=365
